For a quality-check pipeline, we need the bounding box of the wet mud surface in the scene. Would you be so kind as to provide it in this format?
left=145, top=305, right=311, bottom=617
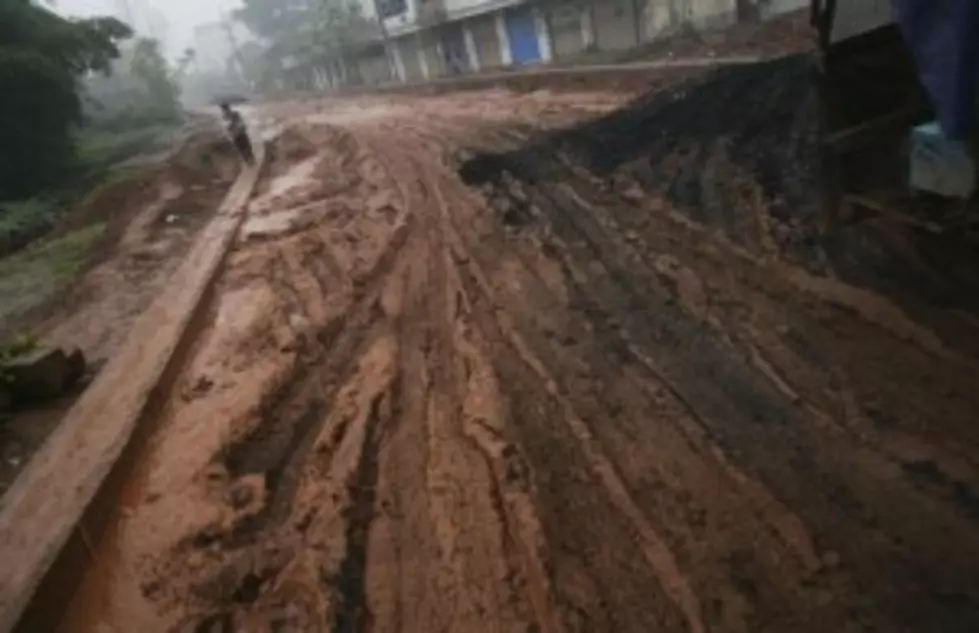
left=53, top=78, right=979, bottom=633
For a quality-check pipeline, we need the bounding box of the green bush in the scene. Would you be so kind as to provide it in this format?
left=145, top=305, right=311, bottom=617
left=76, top=124, right=175, bottom=174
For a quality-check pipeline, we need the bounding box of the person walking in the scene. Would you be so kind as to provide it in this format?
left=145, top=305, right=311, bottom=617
left=220, top=103, right=255, bottom=165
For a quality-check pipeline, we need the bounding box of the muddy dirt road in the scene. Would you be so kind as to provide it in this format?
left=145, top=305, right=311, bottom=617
left=50, top=78, right=979, bottom=633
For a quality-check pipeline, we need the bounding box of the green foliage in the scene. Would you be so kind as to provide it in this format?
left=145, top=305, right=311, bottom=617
left=235, top=0, right=373, bottom=84
left=44, top=222, right=106, bottom=279
left=1, top=333, right=38, bottom=363
left=236, top=0, right=295, bottom=40
left=174, top=47, right=196, bottom=81
left=237, top=40, right=266, bottom=88
left=0, top=197, right=59, bottom=256
left=0, top=333, right=39, bottom=386
left=0, top=1, right=131, bottom=75
left=76, top=125, right=174, bottom=173
left=57, top=17, right=134, bottom=74
left=83, top=38, right=186, bottom=135
left=0, top=221, right=106, bottom=326
left=129, top=38, right=181, bottom=122
left=0, top=0, right=132, bottom=200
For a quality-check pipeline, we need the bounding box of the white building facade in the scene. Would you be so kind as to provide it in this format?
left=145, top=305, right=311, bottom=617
left=344, top=0, right=810, bottom=86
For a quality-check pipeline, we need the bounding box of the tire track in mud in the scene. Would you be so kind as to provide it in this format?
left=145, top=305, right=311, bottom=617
left=385, top=123, right=834, bottom=632
left=59, top=90, right=979, bottom=633
left=434, top=163, right=765, bottom=633
left=363, top=138, right=554, bottom=633
left=471, top=201, right=837, bottom=630
left=423, top=162, right=564, bottom=633
left=179, top=218, right=419, bottom=628
left=332, top=389, right=389, bottom=633
left=447, top=264, right=694, bottom=633
left=51, top=120, right=425, bottom=633
left=169, top=119, right=569, bottom=633
left=586, top=160, right=979, bottom=484
left=214, top=218, right=413, bottom=547
left=555, top=168, right=979, bottom=487
left=384, top=126, right=703, bottom=631
left=458, top=123, right=979, bottom=631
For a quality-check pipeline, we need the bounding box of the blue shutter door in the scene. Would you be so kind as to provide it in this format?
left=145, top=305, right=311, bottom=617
left=505, top=7, right=541, bottom=65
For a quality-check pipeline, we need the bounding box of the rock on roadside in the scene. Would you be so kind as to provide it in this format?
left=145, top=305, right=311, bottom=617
left=3, top=347, right=87, bottom=405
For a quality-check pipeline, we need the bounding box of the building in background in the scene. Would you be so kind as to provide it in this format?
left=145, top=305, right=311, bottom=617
left=320, top=0, right=810, bottom=88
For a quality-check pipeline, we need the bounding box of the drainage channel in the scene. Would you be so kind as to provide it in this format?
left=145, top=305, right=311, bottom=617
left=0, top=146, right=265, bottom=633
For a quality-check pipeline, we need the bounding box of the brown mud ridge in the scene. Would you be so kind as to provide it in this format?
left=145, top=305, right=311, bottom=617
left=46, top=75, right=979, bottom=633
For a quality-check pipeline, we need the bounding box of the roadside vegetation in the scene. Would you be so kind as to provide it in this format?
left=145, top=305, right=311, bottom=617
left=0, top=0, right=131, bottom=200
left=0, top=0, right=186, bottom=339
left=0, top=222, right=107, bottom=326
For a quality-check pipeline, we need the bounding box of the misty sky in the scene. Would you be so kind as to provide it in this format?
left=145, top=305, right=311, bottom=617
left=56, top=0, right=242, bottom=55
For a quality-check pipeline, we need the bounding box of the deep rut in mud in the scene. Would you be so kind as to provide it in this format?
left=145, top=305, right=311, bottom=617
left=45, top=83, right=979, bottom=633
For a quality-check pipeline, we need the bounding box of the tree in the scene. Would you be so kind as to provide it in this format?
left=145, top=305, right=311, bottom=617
left=175, top=47, right=197, bottom=80
left=238, top=40, right=266, bottom=88
left=0, top=3, right=130, bottom=74
left=235, top=0, right=376, bottom=89
left=0, top=0, right=132, bottom=198
left=0, top=47, right=78, bottom=194
left=129, top=37, right=180, bottom=120
left=235, top=0, right=318, bottom=42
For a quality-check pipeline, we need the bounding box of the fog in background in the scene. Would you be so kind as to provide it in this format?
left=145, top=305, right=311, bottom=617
left=55, top=0, right=242, bottom=59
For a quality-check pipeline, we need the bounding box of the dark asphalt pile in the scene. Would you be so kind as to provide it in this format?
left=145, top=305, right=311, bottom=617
left=461, top=53, right=979, bottom=352
left=463, top=55, right=822, bottom=248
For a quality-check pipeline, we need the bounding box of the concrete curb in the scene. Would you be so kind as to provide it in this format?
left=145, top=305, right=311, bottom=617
left=0, top=146, right=266, bottom=632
